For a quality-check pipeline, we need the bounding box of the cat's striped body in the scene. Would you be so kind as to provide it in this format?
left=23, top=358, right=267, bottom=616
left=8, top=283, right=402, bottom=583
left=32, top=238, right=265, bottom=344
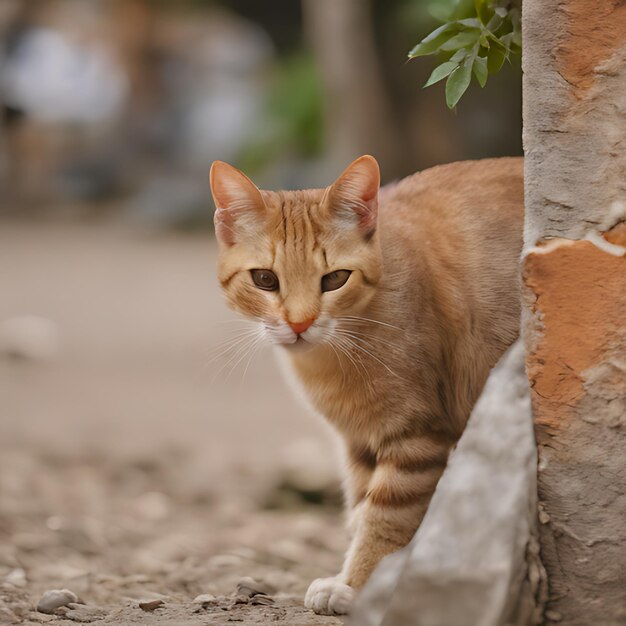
left=210, top=156, right=524, bottom=614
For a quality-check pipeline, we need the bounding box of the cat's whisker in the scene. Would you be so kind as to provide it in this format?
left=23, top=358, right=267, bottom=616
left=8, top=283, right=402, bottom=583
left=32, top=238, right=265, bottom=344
left=332, top=335, right=373, bottom=391
left=324, top=336, right=346, bottom=380
left=203, top=328, right=261, bottom=367
left=223, top=330, right=265, bottom=380
left=334, top=331, right=401, bottom=379
left=239, top=334, right=267, bottom=388
left=210, top=330, right=263, bottom=383
left=198, top=331, right=260, bottom=380
left=224, top=335, right=261, bottom=384
left=338, top=316, right=403, bottom=332
left=328, top=342, right=345, bottom=378
left=334, top=327, right=404, bottom=352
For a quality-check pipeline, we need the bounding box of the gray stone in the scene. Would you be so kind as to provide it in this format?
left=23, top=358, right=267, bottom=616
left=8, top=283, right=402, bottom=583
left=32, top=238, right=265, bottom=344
left=4, top=569, right=26, bottom=588
left=37, top=588, right=79, bottom=614
left=192, top=593, right=216, bottom=605
left=350, top=341, right=542, bottom=626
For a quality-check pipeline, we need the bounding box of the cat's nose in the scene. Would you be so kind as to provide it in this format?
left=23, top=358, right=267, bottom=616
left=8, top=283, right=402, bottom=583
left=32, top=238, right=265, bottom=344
left=288, top=318, right=316, bottom=335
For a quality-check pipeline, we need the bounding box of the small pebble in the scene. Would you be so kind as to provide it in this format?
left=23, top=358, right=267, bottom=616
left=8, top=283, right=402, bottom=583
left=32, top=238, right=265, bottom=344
left=37, top=589, right=78, bottom=614
left=5, top=568, right=26, bottom=587
left=545, top=610, right=563, bottom=622
left=235, top=576, right=275, bottom=597
left=138, top=599, right=164, bottom=611
left=192, top=593, right=216, bottom=605
left=250, top=594, right=275, bottom=606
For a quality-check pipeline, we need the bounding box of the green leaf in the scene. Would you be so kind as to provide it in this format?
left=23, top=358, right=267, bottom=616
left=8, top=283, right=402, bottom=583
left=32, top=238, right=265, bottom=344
left=487, top=41, right=507, bottom=73
left=457, top=18, right=482, bottom=28
left=472, top=55, right=488, bottom=87
left=474, top=0, right=492, bottom=24
left=486, top=14, right=504, bottom=32
left=408, top=23, right=460, bottom=58
left=450, top=49, right=468, bottom=62
left=500, top=33, right=514, bottom=50
left=439, top=30, right=480, bottom=51
left=445, top=59, right=473, bottom=108
left=424, top=61, right=459, bottom=87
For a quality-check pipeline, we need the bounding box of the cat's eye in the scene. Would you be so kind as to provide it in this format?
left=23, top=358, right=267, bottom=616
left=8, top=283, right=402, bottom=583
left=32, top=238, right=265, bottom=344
left=321, top=270, right=352, bottom=292
left=250, top=269, right=279, bottom=291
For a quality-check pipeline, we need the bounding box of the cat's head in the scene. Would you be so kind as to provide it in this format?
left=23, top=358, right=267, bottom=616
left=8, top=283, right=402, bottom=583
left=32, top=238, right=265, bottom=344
left=209, top=155, right=383, bottom=349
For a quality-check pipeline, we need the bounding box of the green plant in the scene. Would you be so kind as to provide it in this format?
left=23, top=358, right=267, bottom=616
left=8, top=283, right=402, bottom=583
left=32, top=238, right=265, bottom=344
left=409, top=0, right=521, bottom=108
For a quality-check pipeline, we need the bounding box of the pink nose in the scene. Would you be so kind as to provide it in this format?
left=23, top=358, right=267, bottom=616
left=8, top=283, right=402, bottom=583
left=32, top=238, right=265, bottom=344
left=288, top=318, right=315, bottom=335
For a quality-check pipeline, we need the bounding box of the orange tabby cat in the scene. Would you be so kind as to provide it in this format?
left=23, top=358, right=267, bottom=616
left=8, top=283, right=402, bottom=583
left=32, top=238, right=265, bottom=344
left=210, top=155, right=523, bottom=615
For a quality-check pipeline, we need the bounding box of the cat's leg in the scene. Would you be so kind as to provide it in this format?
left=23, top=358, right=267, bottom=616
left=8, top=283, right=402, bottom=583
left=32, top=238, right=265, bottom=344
left=343, top=442, right=376, bottom=536
left=304, top=443, right=374, bottom=616
left=340, top=478, right=437, bottom=588
left=305, top=434, right=451, bottom=615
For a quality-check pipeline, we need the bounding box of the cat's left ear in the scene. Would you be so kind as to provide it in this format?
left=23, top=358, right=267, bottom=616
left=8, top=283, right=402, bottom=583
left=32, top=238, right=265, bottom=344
left=210, top=161, right=266, bottom=246
left=326, top=155, right=380, bottom=237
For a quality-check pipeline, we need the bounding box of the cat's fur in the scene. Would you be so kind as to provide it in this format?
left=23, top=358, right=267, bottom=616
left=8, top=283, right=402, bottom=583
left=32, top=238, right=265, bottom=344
left=210, top=155, right=524, bottom=615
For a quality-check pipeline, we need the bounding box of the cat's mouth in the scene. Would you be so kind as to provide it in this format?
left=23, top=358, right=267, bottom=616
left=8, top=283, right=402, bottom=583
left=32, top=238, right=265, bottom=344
left=263, top=320, right=329, bottom=350
left=282, top=335, right=316, bottom=352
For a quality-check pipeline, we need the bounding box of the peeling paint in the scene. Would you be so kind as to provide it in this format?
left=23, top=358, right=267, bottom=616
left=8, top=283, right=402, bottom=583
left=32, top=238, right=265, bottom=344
left=527, top=207, right=626, bottom=257
left=523, top=222, right=625, bottom=435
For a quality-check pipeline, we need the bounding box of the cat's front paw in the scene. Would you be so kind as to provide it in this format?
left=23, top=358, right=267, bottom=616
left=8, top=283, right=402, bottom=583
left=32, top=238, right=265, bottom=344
left=304, top=577, right=355, bottom=615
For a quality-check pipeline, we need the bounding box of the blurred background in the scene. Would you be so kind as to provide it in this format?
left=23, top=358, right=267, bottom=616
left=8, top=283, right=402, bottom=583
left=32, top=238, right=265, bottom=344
left=0, top=0, right=521, bottom=622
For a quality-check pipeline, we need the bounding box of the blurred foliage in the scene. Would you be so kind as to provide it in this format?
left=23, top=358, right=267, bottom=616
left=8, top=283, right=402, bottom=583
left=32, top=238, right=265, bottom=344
left=409, top=0, right=521, bottom=108
left=237, top=53, right=324, bottom=173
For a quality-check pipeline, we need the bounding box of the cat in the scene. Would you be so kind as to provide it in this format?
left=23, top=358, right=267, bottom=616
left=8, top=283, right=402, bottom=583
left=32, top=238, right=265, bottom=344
left=209, top=155, right=524, bottom=615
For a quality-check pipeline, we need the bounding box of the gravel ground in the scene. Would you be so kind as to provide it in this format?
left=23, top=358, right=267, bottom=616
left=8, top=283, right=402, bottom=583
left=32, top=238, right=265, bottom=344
left=0, top=221, right=345, bottom=625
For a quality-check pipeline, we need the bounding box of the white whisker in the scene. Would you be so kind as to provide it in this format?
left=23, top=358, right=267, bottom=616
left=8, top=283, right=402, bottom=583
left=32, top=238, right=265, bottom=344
left=332, top=335, right=372, bottom=391
left=334, top=330, right=401, bottom=379
left=211, top=330, right=262, bottom=383
left=203, top=328, right=261, bottom=367
left=225, top=330, right=264, bottom=383
left=335, top=327, right=404, bottom=352
left=238, top=333, right=267, bottom=388
left=338, top=315, right=403, bottom=331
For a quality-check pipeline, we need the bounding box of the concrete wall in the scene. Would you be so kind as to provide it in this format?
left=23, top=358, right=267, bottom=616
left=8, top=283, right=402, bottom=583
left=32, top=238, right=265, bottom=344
left=522, top=1, right=626, bottom=623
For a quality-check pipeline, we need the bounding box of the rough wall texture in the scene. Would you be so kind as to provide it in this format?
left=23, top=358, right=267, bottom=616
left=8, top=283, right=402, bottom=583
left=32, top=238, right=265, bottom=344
left=523, top=1, right=626, bottom=624
left=351, top=342, right=542, bottom=626
left=523, top=0, right=626, bottom=247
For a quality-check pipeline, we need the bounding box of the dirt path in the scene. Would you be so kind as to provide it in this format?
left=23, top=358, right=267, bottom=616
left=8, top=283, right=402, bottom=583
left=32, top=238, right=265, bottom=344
left=0, top=222, right=344, bottom=625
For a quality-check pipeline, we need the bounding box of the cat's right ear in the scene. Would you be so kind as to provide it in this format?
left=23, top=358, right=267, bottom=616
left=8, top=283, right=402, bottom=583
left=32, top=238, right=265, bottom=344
left=210, top=161, right=266, bottom=246
left=326, top=155, right=380, bottom=238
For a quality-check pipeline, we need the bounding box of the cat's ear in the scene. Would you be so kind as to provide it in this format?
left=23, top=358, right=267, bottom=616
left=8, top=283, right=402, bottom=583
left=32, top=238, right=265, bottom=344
left=326, top=155, right=380, bottom=236
left=210, top=161, right=266, bottom=246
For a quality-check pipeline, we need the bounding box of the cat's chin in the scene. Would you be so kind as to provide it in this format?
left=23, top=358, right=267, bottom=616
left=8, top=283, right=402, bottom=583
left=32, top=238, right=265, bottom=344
left=279, top=336, right=318, bottom=354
